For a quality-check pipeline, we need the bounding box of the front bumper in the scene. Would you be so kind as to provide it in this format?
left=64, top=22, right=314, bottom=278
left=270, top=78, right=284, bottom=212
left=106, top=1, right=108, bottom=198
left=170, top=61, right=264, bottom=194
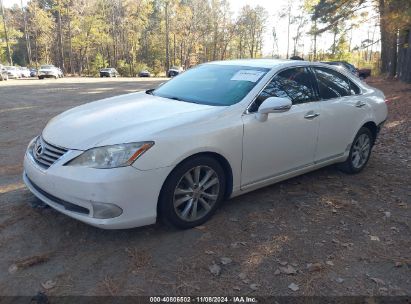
left=38, top=74, right=58, bottom=78
left=23, top=148, right=171, bottom=229
left=7, top=73, right=18, bottom=79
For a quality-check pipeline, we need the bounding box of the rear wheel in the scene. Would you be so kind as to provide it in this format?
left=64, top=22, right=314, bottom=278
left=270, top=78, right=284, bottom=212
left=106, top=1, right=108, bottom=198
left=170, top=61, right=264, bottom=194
left=159, top=156, right=226, bottom=229
left=339, top=127, right=373, bottom=174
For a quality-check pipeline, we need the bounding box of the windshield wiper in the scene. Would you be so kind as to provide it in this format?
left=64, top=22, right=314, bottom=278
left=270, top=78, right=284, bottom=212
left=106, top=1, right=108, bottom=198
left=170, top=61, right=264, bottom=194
left=168, top=96, right=184, bottom=101
left=154, top=93, right=200, bottom=104
left=146, top=89, right=155, bottom=95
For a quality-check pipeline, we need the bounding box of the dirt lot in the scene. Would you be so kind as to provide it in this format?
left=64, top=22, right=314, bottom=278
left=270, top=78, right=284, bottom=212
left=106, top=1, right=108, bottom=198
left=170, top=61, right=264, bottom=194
left=0, top=77, right=409, bottom=297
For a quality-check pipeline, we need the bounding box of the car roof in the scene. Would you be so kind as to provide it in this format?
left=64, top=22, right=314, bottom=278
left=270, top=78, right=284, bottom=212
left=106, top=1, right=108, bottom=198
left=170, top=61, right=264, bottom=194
left=206, top=59, right=340, bottom=70
left=209, top=59, right=292, bottom=68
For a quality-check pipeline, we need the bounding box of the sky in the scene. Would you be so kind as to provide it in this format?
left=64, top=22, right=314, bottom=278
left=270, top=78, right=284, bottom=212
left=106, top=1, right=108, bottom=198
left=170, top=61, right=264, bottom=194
left=3, top=0, right=379, bottom=58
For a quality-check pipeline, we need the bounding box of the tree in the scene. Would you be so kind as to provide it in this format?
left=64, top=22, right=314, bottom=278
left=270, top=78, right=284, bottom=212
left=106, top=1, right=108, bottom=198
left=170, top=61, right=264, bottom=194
left=0, top=0, right=13, bottom=64
left=306, top=0, right=411, bottom=81
left=26, top=0, right=54, bottom=65
left=236, top=5, right=268, bottom=59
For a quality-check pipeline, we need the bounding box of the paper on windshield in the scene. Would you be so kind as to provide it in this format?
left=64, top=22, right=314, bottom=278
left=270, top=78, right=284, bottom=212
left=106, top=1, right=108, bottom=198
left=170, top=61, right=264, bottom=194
left=231, top=70, right=265, bottom=82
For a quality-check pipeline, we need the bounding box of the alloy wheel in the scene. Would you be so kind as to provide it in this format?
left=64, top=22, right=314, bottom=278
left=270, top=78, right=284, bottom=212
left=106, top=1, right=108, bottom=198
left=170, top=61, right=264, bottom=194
left=351, top=133, right=371, bottom=169
left=173, top=166, right=220, bottom=222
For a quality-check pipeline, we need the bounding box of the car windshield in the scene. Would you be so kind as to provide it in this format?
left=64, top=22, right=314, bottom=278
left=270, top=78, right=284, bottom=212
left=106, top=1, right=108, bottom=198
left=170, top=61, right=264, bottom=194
left=40, top=65, right=54, bottom=69
left=153, top=64, right=269, bottom=106
left=5, top=66, right=15, bottom=70
left=101, top=68, right=111, bottom=72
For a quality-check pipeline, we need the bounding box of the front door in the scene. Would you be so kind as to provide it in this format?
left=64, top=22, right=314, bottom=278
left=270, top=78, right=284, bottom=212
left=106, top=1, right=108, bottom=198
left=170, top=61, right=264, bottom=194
left=241, top=67, right=320, bottom=188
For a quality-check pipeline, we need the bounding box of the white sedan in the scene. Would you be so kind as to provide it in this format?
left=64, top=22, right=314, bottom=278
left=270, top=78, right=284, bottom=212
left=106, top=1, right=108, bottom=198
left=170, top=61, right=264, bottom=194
left=4, top=66, right=20, bottom=79
left=38, top=65, right=60, bottom=79
left=23, top=60, right=387, bottom=229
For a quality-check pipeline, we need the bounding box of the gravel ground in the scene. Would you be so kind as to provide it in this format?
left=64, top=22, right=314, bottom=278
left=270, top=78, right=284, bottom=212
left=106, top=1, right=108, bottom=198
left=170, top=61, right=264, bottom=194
left=0, top=77, right=409, bottom=297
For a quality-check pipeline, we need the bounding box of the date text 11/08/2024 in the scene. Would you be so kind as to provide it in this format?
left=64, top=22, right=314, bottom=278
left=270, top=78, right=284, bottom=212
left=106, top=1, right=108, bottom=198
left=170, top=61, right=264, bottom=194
left=149, top=297, right=258, bottom=303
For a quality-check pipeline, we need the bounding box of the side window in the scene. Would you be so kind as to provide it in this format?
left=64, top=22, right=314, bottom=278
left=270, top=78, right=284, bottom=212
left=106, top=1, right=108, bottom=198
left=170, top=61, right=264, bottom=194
left=314, top=67, right=352, bottom=100
left=349, top=79, right=361, bottom=95
left=250, top=67, right=317, bottom=112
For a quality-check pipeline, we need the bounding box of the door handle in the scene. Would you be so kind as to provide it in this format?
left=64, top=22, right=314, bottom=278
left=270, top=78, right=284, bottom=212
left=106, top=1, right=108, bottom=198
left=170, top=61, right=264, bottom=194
left=356, top=101, right=367, bottom=108
left=304, top=112, right=320, bottom=119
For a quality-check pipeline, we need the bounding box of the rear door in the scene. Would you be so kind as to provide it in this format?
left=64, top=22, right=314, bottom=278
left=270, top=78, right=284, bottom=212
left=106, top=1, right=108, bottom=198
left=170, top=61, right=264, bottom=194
left=312, top=66, right=366, bottom=162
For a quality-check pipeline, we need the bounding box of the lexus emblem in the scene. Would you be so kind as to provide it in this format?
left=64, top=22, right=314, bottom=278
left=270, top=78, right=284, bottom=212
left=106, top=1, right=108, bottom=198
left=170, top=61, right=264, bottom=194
left=34, top=139, right=43, bottom=158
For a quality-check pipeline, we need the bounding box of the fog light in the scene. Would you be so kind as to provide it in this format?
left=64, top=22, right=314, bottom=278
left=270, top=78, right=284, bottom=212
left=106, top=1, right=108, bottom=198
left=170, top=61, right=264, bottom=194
left=91, top=202, right=123, bottom=219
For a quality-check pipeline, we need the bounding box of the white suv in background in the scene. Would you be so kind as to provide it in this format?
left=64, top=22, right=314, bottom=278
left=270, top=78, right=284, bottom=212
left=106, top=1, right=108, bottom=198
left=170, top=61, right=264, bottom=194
left=4, top=66, right=20, bottom=79
left=38, top=65, right=61, bottom=79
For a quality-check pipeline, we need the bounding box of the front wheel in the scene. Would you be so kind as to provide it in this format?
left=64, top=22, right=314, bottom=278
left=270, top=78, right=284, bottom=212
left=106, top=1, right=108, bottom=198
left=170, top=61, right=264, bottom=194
left=339, top=127, right=373, bottom=174
left=158, top=156, right=226, bottom=229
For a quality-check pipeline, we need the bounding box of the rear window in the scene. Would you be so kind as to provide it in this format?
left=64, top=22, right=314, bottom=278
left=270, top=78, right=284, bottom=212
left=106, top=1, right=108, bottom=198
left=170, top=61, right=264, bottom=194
left=349, top=79, right=361, bottom=95
left=313, top=67, right=352, bottom=100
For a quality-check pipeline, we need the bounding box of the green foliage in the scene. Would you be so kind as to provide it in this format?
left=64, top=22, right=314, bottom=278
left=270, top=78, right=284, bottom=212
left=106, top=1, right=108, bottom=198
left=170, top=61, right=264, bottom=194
left=116, top=59, right=130, bottom=77
left=0, top=14, right=23, bottom=64
left=89, top=52, right=108, bottom=76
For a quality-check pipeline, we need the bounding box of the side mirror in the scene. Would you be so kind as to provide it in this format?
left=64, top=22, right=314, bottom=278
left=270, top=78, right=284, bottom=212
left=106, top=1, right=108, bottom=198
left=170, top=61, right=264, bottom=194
left=256, top=97, right=292, bottom=122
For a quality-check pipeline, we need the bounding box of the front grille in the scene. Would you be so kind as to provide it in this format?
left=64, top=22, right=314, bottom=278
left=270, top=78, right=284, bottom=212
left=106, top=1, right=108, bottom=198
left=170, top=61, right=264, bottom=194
left=27, top=175, right=90, bottom=215
left=33, top=137, right=68, bottom=169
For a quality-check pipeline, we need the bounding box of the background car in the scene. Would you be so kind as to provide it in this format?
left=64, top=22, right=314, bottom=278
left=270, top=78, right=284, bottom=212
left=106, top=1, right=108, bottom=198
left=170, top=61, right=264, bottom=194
left=358, top=68, right=372, bottom=79
left=19, top=67, right=31, bottom=78
left=4, top=66, right=20, bottom=79
left=0, top=65, right=8, bottom=81
left=30, top=68, right=37, bottom=77
left=167, top=66, right=184, bottom=77
left=138, top=70, right=151, bottom=77
left=38, top=65, right=60, bottom=79
left=322, top=61, right=359, bottom=77
left=57, top=68, right=64, bottom=78
left=100, top=68, right=120, bottom=78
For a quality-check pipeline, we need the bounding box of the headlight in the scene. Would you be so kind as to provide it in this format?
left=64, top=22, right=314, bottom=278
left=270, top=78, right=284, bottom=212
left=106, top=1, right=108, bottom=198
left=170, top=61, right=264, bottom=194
left=66, top=142, right=154, bottom=169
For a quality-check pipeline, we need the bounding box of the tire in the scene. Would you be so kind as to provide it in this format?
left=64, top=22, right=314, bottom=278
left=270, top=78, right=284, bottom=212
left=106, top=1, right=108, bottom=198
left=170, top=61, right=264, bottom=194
left=339, top=127, right=374, bottom=174
left=158, top=155, right=226, bottom=229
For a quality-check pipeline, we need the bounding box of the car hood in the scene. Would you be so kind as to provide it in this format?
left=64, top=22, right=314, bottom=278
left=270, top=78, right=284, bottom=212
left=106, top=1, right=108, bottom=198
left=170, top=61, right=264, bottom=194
left=42, top=92, right=223, bottom=150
